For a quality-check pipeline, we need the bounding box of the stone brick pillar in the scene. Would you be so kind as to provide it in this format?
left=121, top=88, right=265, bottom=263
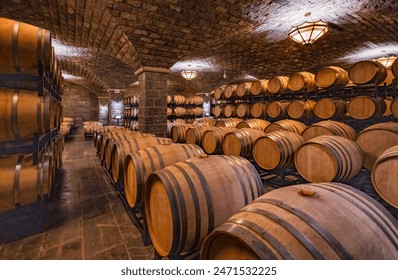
left=108, top=89, right=125, bottom=126
left=134, top=66, right=170, bottom=137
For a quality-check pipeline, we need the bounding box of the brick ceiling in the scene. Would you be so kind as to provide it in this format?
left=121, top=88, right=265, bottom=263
left=1, top=0, right=398, bottom=96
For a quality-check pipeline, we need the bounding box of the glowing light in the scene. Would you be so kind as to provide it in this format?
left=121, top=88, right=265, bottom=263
left=288, top=13, right=328, bottom=46
left=181, top=70, right=198, bottom=80
left=52, top=39, right=93, bottom=58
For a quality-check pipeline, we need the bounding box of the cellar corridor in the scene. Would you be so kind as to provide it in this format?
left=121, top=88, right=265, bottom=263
left=0, top=130, right=153, bottom=260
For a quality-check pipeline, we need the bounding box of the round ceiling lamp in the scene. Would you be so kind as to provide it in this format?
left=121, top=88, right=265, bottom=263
left=181, top=65, right=197, bottom=80
left=288, top=12, right=329, bottom=46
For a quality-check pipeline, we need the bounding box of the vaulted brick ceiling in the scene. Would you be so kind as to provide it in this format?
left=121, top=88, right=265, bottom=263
left=1, top=0, right=398, bottom=96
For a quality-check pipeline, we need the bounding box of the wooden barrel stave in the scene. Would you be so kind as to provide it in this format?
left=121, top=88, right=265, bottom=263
left=314, top=98, right=347, bottom=119
left=145, top=154, right=263, bottom=257
left=301, top=120, right=357, bottom=141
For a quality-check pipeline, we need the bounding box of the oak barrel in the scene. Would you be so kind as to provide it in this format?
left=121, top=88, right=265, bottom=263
left=314, top=98, right=347, bottom=119
left=222, top=104, right=236, bottom=118
left=390, top=97, right=398, bottom=118
left=268, top=76, right=289, bottom=94
left=250, top=102, right=268, bottom=118
left=315, top=66, right=350, bottom=88
left=0, top=89, right=47, bottom=141
left=235, top=103, right=251, bottom=118
left=215, top=118, right=241, bottom=128
left=213, top=85, right=227, bottom=100
left=236, top=119, right=271, bottom=131
left=288, top=71, right=318, bottom=93
left=0, top=154, right=52, bottom=212
left=213, top=105, right=222, bottom=118
left=202, top=127, right=237, bottom=154
left=266, top=101, right=290, bottom=118
left=295, top=135, right=363, bottom=182
left=0, top=17, right=52, bottom=74
left=265, top=119, right=307, bottom=134
left=201, top=183, right=398, bottom=260
left=145, top=154, right=263, bottom=257
left=123, top=143, right=204, bottom=208
left=392, top=59, right=398, bottom=77
left=348, top=60, right=388, bottom=85
left=111, top=137, right=173, bottom=183
left=253, top=131, right=305, bottom=170
left=371, top=145, right=398, bottom=208
left=224, top=85, right=238, bottom=99
left=185, top=125, right=212, bottom=145
left=236, top=82, right=252, bottom=97
left=347, top=96, right=386, bottom=120
left=222, top=128, right=265, bottom=158
left=286, top=99, right=316, bottom=119
left=170, top=124, right=193, bottom=143
left=250, top=79, right=269, bottom=96
left=356, top=122, right=398, bottom=170
left=301, top=120, right=357, bottom=141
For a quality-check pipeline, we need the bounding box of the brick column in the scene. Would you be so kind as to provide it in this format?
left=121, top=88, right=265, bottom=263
left=98, top=96, right=109, bottom=125
left=134, top=66, right=170, bottom=137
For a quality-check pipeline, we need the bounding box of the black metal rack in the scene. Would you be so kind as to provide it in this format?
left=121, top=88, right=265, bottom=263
left=0, top=63, right=62, bottom=165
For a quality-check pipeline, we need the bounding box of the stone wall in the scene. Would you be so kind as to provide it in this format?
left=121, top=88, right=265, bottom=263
left=62, top=82, right=99, bottom=127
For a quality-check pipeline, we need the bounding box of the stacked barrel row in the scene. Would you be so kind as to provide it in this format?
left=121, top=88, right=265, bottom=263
left=93, top=124, right=265, bottom=258
left=0, top=17, right=65, bottom=213
left=167, top=95, right=204, bottom=117
left=212, top=96, right=396, bottom=120
left=123, top=94, right=139, bottom=130
left=83, top=121, right=103, bottom=138
left=170, top=118, right=398, bottom=210
left=213, top=60, right=397, bottom=100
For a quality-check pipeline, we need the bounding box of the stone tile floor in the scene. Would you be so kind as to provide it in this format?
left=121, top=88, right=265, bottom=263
left=0, top=129, right=154, bottom=260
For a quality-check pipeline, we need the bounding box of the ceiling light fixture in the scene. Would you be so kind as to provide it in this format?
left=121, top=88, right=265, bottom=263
left=288, top=12, right=328, bottom=46
left=181, top=65, right=197, bottom=80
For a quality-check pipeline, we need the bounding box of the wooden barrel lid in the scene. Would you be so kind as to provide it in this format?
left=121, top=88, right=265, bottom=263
left=224, top=85, right=237, bottom=99
left=236, top=103, right=249, bottom=118
left=236, top=82, right=252, bottom=97
left=314, top=98, right=338, bottom=119
left=268, top=76, right=289, bottom=94
left=287, top=100, right=305, bottom=119
left=392, top=59, right=398, bottom=77
left=250, top=79, right=268, bottom=95
left=349, top=60, right=387, bottom=85
left=250, top=103, right=267, bottom=118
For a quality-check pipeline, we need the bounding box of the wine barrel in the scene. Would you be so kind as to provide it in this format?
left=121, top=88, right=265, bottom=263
left=314, top=98, right=347, bottom=119
left=250, top=102, right=268, bottom=118
left=268, top=76, right=289, bottom=94
left=301, top=120, right=357, bottom=141
left=315, top=66, right=350, bottom=88
left=202, top=127, right=237, bottom=154
left=123, top=143, right=204, bottom=208
left=295, top=135, right=363, bottom=182
left=185, top=125, right=212, bottom=145
left=371, top=145, right=398, bottom=208
left=384, top=97, right=392, bottom=117
left=0, top=89, right=47, bottom=141
left=213, top=85, right=227, bottom=100
left=266, top=101, right=290, bottom=118
left=222, top=128, right=266, bottom=158
left=236, top=119, right=271, bottom=131
left=222, top=104, right=236, bottom=118
left=253, top=131, right=305, bottom=170
left=192, top=118, right=216, bottom=126
left=288, top=71, right=318, bottom=93
left=356, top=122, right=398, bottom=170
left=236, top=82, right=252, bottom=97
left=213, top=105, right=222, bottom=118
left=286, top=99, right=316, bottom=119
left=111, top=137, right=173, bottom=183
left=0, top=154, right=52, bottom=212
left=348, top=60, right=388, bottom=85
left=347, top=96, right=386, bottom=120
left=170, top=124, right=193, bottom=143
left=215, top=118, right=241, bottom=128
left=0, top=17, right=52, bottom=74
left=201, top=183, right=398, bottom=260
left=383, top=69, right=394, bottom=86
left=224, top=84, right=238, bottom=99
left=235, top=103, right=251, bottom=118
left=390, top=97, right=398, bottom=118
left=101, top=131, right=150, bottom=164
left=392, top=59, right=398, bottom=77
left=145, top=154, right=263, bottom=257
left=265, top=119, right=307, bottom=134
left=167, top=95, right=172, bottom=104
left=250, top=79, right=269, bottom=96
